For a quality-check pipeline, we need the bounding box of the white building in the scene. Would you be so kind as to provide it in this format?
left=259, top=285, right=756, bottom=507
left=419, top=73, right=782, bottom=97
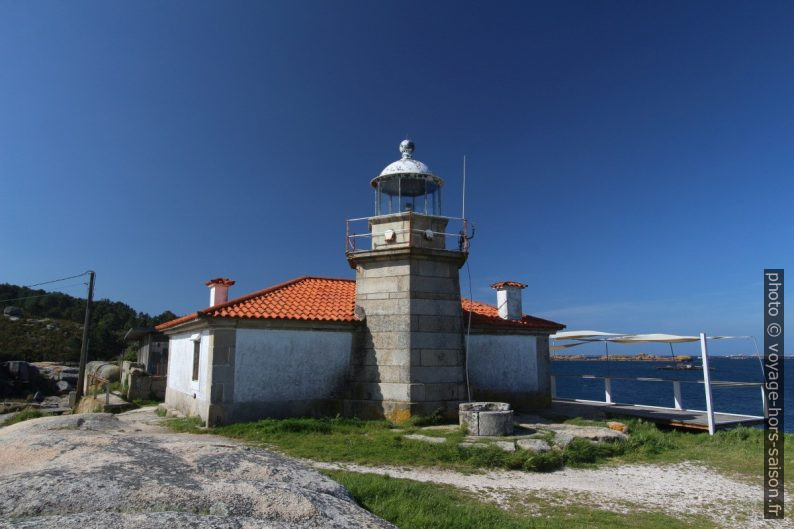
left=157, top=142, right=564, bottom=425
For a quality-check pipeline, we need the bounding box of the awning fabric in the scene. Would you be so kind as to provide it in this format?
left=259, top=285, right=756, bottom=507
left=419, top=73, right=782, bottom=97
left=551, top=331, right=753, bottom=345
left=550, top=331, right=624, bottom=341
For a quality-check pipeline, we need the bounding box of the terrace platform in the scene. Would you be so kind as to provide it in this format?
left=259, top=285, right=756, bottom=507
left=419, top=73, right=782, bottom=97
left=547, top=398, right=765, bottom=432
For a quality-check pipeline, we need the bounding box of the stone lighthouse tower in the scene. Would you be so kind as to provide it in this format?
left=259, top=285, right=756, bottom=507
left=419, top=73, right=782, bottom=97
left=346, top=140, right=468, bottom=422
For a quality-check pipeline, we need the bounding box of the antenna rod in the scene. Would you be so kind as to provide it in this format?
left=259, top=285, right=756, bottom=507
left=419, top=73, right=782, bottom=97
left=462, top=155, right=467, bottom=219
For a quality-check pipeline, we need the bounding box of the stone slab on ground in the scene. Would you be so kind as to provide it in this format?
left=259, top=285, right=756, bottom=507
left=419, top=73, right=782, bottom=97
left=517, top=422, right=627, bottom=443
left=515, top=439, right=551, bottom=452
left=458, top=440, right=515, bottom=452
left=403, top=433, right=446, bottom=444
left=0, top=410, right=394, bottom=529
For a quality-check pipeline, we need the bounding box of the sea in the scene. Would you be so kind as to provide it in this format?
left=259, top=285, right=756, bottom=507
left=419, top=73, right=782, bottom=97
left=551, top=357, right=792, bottom=432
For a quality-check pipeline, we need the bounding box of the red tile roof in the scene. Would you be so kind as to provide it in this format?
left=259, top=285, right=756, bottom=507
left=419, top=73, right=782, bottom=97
left=156, top=276, right=564, bottom=332
left=461, top=298, right=564, bottom=331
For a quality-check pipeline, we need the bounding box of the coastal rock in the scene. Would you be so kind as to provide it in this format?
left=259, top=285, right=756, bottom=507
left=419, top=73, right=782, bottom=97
left=0, top=411, right=395, bottom=529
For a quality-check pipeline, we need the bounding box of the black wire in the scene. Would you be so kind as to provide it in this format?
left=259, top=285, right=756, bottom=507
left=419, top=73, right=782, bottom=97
left=24, top=271, right=90, bottom=288
left=0, top=282, right=89, bottom=304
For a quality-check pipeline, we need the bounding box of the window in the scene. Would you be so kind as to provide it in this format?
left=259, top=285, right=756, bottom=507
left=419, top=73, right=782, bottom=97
left=192, top=340, right=200, bottom=381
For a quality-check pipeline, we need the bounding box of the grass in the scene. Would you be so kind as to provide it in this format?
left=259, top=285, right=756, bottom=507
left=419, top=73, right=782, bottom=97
left=326, top=470, right=716, bottom=529
left=210, top=416, right=570, bottom=472
left=132, top=399, right=162, bottom=408
left=164, top=414, right=791, bottom=483
left=165, top=416, right=205, bottom=432
left=2, top=408, right=45, bottom=426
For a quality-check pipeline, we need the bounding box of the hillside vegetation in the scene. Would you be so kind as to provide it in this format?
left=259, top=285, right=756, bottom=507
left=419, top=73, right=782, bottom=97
left=0, top=283, right=176, bottom=363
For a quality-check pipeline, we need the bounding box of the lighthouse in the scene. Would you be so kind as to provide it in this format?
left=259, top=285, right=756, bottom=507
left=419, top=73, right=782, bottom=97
left=346, top=140, right=469, bottom=422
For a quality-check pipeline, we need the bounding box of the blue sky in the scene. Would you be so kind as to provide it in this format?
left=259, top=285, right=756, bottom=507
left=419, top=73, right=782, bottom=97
left=1, top=1, right=791, bottom=354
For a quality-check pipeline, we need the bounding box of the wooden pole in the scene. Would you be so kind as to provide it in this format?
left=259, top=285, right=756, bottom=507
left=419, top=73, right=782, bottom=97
left=75, top=271, right=95, bottom=401
left=699, top=332, right=716, bottom=435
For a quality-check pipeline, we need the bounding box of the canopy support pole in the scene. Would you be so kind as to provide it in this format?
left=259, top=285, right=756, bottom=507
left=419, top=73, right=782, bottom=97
left=700, top=332, right=716, bottom=435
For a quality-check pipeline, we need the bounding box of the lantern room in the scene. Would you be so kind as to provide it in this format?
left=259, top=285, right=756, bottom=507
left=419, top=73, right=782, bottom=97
left=371, top=140, right=444, bottom=216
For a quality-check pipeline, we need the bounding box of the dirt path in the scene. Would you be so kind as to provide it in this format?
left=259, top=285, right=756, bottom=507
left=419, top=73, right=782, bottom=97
left=311, top=460, right=789, bottom=529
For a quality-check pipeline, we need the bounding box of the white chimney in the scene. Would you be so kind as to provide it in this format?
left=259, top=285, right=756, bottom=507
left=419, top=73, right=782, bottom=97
left=206, top=277, right=235, bottom=306
left=490, top=281, right=528, bottom=320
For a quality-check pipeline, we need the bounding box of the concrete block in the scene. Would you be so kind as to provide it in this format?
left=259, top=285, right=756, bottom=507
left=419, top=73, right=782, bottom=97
left=352, top=382, right=411, bottom=402
left=410, top=276, right=457, bottom=294
left=411, top=366, right=464, bottom=384
left=409, top=383, right=426, bottom=401
left=423, top=383, right=464, bottom=401
left=420, top=348, right=462, bottom=366
left=365, top=315, right=412, bottom=332
left=411, top=315, right=462, bottom=333
left=366, top=331, right=411, bottom=350
left=416, top=260, right=453, bottom=278
left=388, top=291, right=410, bottom=299
left=352, top=347, right=411, bottom=367
left=411, top=299, right=462, bottom=316
left=354, top=365, right=410, bottom=383
left=359, top=299, right=410, bottom=316
left=412, top=331, right=462, bottom=349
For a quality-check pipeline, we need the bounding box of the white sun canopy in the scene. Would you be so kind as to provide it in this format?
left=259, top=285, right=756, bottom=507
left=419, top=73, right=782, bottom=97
left=550, top=331, right=753, bottom=345
left=550, top=330, right=624, bottom=341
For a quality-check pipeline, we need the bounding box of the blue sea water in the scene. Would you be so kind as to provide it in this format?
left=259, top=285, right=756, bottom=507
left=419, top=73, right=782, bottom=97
left=551, top=357, right=792, bottom=432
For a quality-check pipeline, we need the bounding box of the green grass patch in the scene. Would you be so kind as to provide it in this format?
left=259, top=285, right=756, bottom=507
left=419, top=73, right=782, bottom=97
left=2, top=408, right=45, bottom=426
left=132, top=399, right=161, bottom=408
left=163, top=413, right=791, bottom=481
left=165, top=416, right=205, bottom=432
left=212, top=416, right=566, bottom=472
left=326, top=470, right=715, bottom=529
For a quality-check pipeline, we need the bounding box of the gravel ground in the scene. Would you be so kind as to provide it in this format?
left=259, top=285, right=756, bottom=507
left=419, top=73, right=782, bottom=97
left=0, top=408, right=394, bottom=529
left=312, top=460, right=791, bottom=529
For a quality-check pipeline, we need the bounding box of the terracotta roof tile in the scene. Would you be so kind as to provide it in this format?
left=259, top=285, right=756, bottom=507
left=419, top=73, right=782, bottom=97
left=156, top=276, right=564, bottom=332
left=462, top=298, right=564, bottom=331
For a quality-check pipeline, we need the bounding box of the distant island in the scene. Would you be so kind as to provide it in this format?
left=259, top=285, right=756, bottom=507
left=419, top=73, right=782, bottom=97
left=552, top=354, right=694, bottom=362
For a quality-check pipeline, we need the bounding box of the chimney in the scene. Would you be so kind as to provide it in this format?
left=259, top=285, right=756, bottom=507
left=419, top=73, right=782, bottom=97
left=490, top=281, right=528, bottom=320
left=205, top=278, right=235, bottom=306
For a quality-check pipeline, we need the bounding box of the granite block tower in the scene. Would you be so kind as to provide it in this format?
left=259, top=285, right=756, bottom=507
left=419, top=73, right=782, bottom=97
left=346, top=140, right=469, bottom=421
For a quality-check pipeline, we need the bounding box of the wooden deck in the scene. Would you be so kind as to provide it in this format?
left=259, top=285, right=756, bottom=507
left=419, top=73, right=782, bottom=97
left=548, top=399, right=765, bottom=431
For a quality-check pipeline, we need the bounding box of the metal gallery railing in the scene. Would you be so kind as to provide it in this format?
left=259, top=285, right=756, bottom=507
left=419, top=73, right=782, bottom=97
left=550, top=373, right=766, bottom=429
left=345, top=214, right=471, bottom=253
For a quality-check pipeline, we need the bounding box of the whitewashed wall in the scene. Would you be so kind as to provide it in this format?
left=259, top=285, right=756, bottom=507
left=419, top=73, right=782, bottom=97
left=166, top=330, right=210, bottom=401
left=234, top=328, right=352, bottom=402
left=467, top=334, right=539, bottom=392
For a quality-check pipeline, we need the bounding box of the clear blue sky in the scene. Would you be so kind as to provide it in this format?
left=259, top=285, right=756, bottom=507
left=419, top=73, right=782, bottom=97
left=1, top=1, right=791, bottom=354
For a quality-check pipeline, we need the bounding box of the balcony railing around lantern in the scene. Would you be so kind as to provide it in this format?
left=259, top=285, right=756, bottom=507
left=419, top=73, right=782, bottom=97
left=345, top=213, right=471, bottom=254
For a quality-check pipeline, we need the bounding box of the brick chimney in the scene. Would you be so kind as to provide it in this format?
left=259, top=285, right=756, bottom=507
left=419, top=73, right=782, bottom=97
left=206, top=278, right=235, bottom=306
left=490, top=281, right=528, bottom=320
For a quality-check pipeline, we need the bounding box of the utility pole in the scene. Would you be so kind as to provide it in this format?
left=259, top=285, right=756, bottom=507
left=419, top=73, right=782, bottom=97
left=74, top=271, right=95, bottom=402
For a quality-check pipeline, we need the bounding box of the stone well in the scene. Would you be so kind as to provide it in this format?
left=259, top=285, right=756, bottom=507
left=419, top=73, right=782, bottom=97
left=459, top=402, right=514, bottom=436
